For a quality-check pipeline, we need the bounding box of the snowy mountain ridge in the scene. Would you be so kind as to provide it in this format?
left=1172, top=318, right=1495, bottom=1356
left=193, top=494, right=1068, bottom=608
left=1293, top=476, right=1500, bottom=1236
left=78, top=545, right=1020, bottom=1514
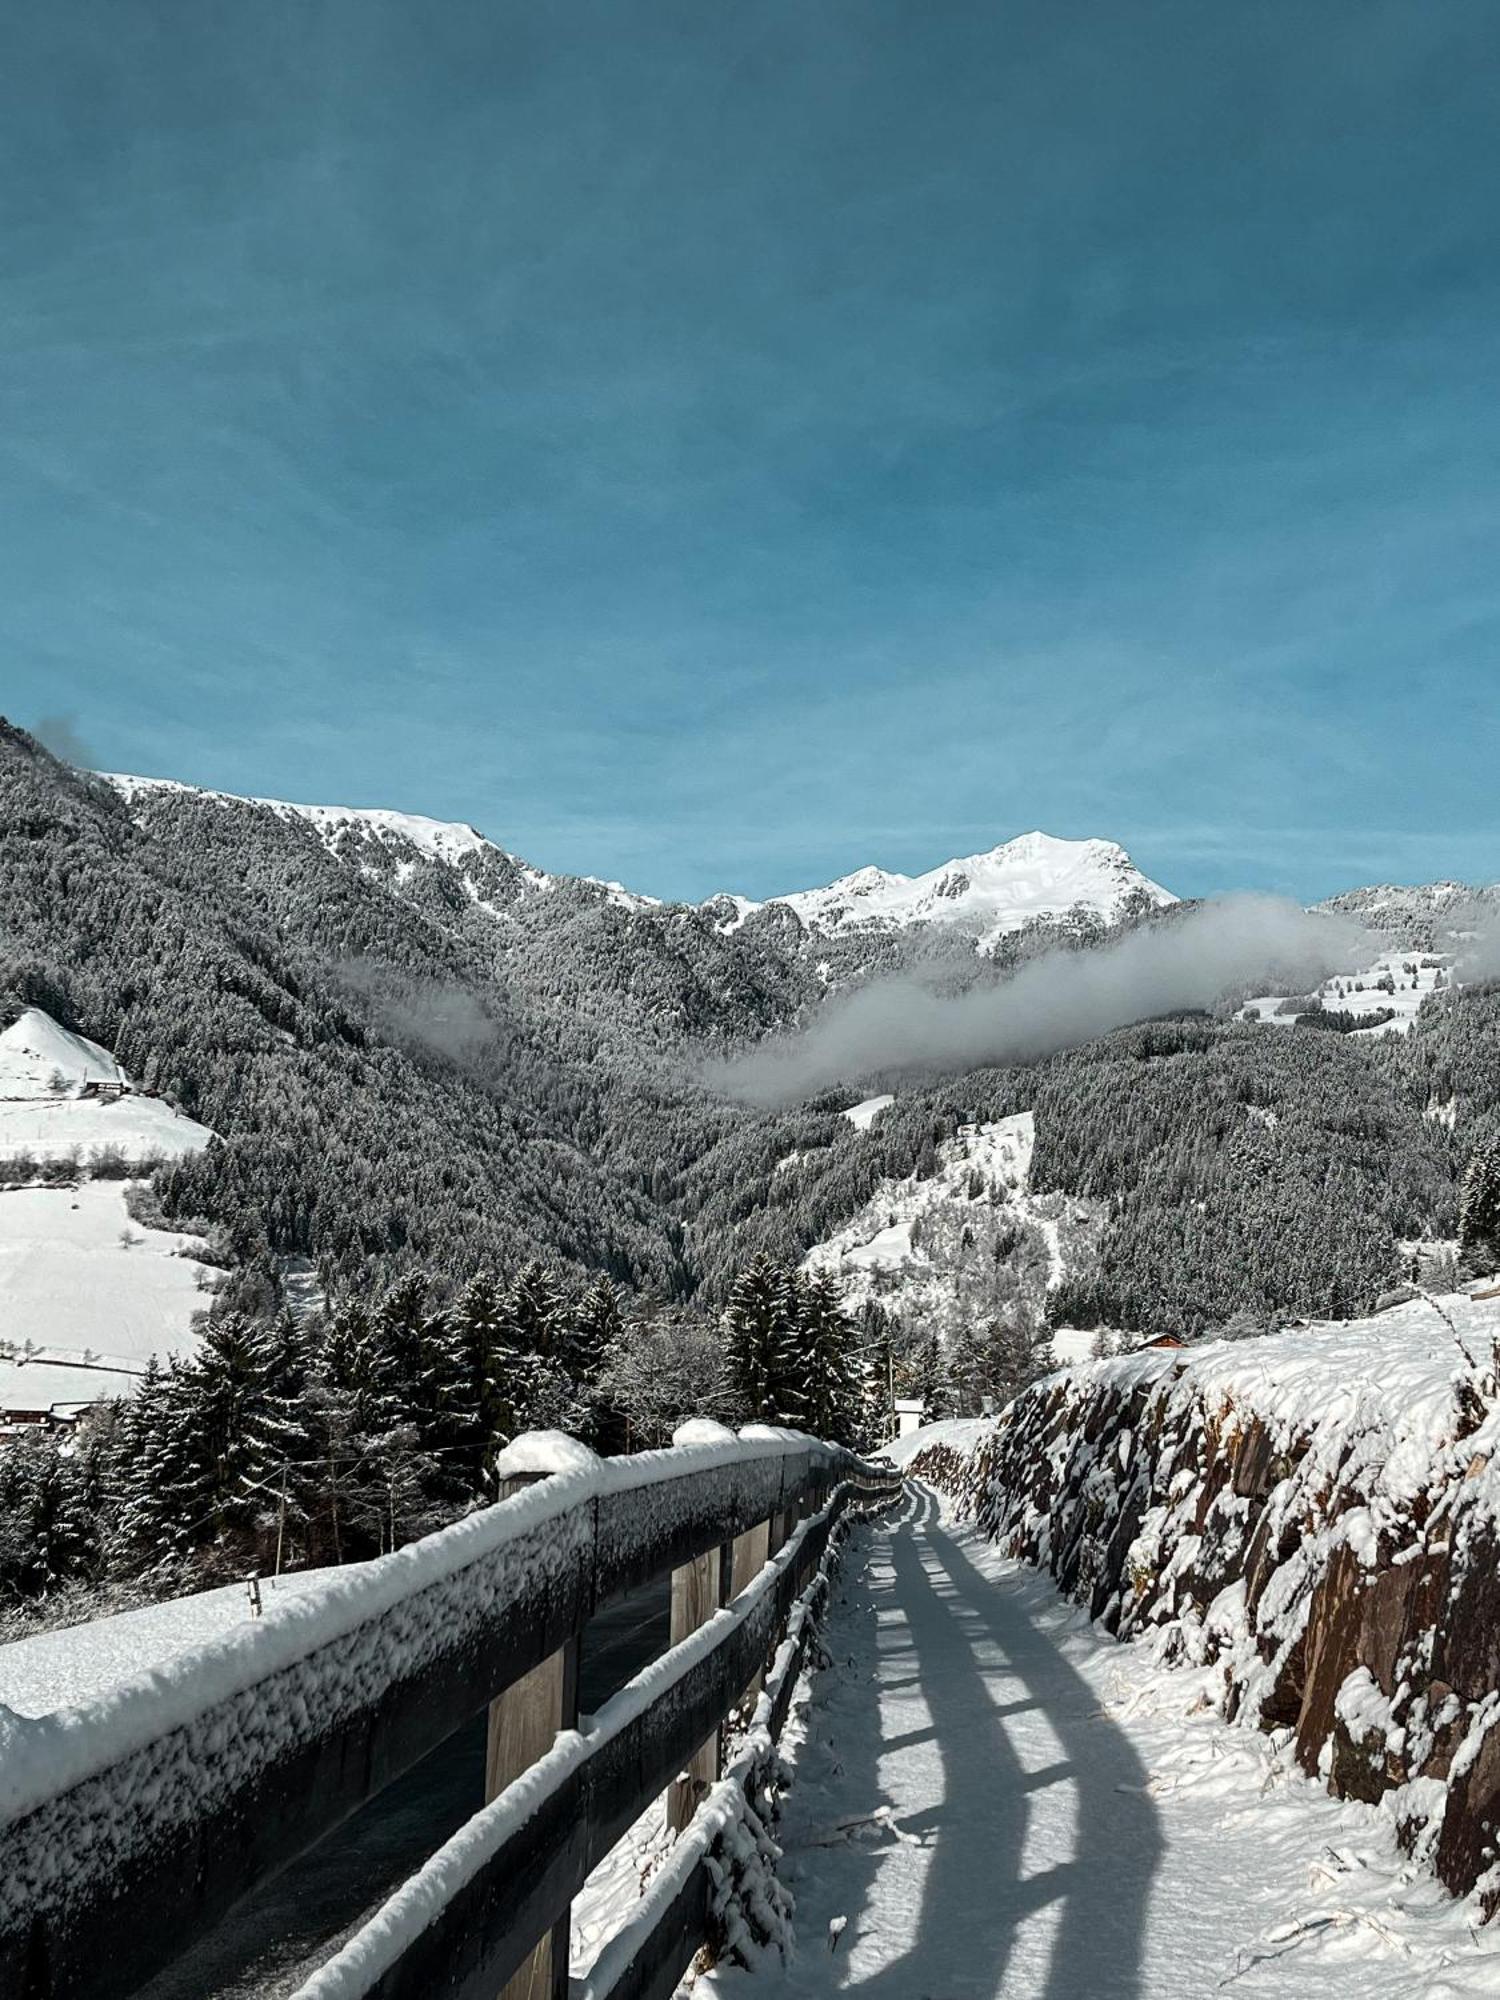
left=744, top=830, right=1177, bottom=947
left=103, top=776, right=1169, bottom=947
left=107, top=774, right=527, bottom=875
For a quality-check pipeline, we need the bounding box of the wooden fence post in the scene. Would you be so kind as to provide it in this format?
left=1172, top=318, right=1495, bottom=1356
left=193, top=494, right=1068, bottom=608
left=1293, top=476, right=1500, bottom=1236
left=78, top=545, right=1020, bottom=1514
left=728, top=1518, right=772, bottom=1705
left=489, top=1453, right=590, bottom=2000
left=666, top=1543, right=722, bottom=1831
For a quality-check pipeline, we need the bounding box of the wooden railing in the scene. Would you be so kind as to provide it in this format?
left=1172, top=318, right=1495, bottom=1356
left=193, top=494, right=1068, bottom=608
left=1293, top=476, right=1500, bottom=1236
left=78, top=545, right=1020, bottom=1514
left=0, top=1426, right=901, bottom=2000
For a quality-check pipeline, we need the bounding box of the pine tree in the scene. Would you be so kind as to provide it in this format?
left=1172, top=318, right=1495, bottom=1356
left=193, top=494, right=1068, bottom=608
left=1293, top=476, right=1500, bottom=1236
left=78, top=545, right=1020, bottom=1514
left=570, top=1275, right=627, bottom=1448
left=904, top=1335, right=951, bottom=1426
left=494, top=1262, right=579, bottom=1436
left=500, top=1261, right=569, bottom=1362
left=722, top=1257, right=799, bottom=1423
left=373, top=1278, right=479, bottom=1507
left=453, top=1272, right=520, bottom=1460
left=0, top=1428, right=98, bottom=1600
left=789, top=1272, right=860, bottom=1446
left=255, top=1310, right=322, bottom=1569
left=119, top=1314, right=290, bottom=1572
left=1459, top=1138, right=1500, bottom=1276
left=854, top=1302, right=898, bottom=1451
left=569, top=1276, right=624, bottom=1384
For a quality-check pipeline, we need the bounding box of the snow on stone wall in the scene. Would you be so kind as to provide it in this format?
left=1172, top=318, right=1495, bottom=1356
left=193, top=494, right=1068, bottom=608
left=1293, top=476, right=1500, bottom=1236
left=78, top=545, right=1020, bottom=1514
left=916, top=1293, right=1500, bottom=1914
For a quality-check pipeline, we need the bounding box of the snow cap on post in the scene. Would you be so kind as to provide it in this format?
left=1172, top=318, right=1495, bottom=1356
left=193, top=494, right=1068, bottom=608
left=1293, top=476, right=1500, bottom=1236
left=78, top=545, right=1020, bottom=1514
left=492, top=1431, right=600, bottom=1480
left=672, top=1418, right=738, bottom=1448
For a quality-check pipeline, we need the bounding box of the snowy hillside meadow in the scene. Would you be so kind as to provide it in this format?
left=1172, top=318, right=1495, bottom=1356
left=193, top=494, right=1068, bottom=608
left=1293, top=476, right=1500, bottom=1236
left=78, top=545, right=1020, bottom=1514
left=803, top=1109, right=1100, bottom=1339
left=0, top=1008, right=214, bottom=1422
left=0, top=1008, right=212, bottom=1167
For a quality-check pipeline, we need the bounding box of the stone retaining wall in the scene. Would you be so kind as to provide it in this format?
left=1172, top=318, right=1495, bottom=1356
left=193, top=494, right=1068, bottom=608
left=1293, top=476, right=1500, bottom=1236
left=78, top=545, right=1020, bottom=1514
left=910, top=1338, right=1500, bottom=1913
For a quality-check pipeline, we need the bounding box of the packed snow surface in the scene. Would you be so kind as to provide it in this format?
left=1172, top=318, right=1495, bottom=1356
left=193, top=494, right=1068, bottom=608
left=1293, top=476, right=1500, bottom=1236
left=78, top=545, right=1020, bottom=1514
left=752, top=832, right=1175, bottom=946
left=0, top=1181, right=212, bottom=1414
left=841, top=1094, right=894, bottom=1132
left=0, top=1008, right=212, bottom=1163
left=700, top=1485, right=1500, bottom=1999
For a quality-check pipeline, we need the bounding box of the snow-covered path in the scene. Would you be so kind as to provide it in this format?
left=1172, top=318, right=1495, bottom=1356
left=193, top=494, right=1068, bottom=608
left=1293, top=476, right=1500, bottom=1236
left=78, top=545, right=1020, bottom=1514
left=702, top=1484, right=1499, bottom=2000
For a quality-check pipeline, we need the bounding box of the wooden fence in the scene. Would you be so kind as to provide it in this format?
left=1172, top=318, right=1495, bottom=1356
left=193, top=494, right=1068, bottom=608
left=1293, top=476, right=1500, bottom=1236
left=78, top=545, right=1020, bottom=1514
left=0, top=1428, right=901, bottom=2000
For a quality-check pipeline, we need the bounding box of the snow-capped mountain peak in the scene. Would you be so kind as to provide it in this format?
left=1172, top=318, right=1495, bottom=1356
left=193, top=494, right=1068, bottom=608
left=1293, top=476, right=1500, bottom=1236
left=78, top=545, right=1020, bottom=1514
left=104, top=776, right=1173, bottom=951
left=738, top=830, right=1175, bottom=947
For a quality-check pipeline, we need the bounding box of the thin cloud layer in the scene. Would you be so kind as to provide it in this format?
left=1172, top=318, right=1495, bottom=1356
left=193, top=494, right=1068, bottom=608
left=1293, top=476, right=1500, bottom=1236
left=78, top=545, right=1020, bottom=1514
left=710, top=897, right=1375, bottom=1105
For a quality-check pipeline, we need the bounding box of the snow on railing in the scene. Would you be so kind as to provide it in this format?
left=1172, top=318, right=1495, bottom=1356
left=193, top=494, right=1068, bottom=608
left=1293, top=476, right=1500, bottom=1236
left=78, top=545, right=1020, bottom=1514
left=295, top=1467, right=881, bottom=2000
left=0, top=1425, right=900, bottom=2000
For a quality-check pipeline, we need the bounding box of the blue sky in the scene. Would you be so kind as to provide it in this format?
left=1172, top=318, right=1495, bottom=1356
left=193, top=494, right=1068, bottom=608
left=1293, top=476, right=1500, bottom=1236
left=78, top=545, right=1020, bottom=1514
left=3, top=1, right=1498, bottom=902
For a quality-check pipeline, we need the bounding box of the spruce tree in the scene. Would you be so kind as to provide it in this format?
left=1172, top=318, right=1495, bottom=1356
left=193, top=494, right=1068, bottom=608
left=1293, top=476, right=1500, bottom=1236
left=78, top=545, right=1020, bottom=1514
left=119, top=1314, right=290, bottom=1572
left=569, top=1275, right=624, bottom=1384
left=722, top=1257, right=799, bottom=1424
left=904, top=1336, right=951, bottom=1426
left=568, top=1275, right=626, bottom=1448
left=0, top=1429, right=97, bottom=1600
left=453, top=1272, right=520, bottom=1460
left=1459, top=1138, right=1500, bottom=1276
left=791, top=1271, right=860, bottom=1445
left=500, top=1261, right=569, bottom=1362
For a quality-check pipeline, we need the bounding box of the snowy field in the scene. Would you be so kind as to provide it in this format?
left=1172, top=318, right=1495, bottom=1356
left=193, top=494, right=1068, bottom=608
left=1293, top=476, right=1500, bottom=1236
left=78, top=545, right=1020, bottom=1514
left=1242, top=948, right=1452, bottom=1038
left=0, top=1007, right=214, bottom=1415
left=0, top=1007, right=213, bottom=1163
left=0, top=1181, right=212, bottom=1412
left=700, top=1485, right=1500, bottom=1999
left=841, top=1094, right=894, bottom=1133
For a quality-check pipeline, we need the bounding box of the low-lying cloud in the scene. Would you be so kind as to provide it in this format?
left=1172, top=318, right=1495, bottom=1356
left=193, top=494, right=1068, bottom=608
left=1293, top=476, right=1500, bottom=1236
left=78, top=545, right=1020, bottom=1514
left=32, top=712, right=96, bottom=768
left=710, top=896, right=1375, bottom=1105
left=338, top=963, right=505, bottom=1070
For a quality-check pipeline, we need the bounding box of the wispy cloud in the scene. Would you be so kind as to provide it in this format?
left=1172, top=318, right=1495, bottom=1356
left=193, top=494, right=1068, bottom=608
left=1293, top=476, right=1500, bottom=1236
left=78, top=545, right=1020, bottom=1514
left=709, top=898, right=1373, bottom=1104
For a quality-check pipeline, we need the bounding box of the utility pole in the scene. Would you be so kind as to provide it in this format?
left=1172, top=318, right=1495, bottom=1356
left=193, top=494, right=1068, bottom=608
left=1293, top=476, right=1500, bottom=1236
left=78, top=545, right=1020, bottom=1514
left=273, top=1462, right=289, bottom=1578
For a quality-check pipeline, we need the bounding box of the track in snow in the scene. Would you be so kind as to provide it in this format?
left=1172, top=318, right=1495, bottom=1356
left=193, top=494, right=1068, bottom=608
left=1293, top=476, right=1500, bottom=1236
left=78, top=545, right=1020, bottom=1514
left=703, top=1484, right=1498, bottom=1999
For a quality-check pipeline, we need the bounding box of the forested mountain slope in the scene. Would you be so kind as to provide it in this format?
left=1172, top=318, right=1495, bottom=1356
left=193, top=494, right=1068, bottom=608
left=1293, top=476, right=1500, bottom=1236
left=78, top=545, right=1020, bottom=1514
left=0, top=725, right=975, bottom=1306
left=3, top=718, right=1498, bottom=1342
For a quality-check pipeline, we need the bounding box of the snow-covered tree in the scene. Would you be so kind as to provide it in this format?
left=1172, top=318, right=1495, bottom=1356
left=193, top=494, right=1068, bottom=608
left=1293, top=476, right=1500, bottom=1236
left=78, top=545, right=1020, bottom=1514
left=453, top=1271, right=519, bottom=1455
left=1459, top=1138, right=1500, bottom=1277
left=721, top=1257, right=800, bottom=1424
left=598, top=1306, right=733, bottom=1446
left=570, top=1275, right=624, bottom=1384
left=785, top=1271, right=861, bottom=1445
